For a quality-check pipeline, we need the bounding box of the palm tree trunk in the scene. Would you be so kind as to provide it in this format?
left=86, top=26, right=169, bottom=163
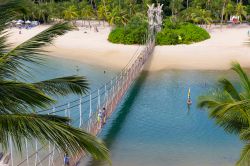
left=220, top=1, right=226, bottom=29
left=103, top=20, right=105, bottom=27
left=103, top=0, right=108, bottom=18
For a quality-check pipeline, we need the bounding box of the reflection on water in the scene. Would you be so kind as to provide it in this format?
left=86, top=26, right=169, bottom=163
left=87, top=71, right=150, bottom=166
left=9, top=55, right=243, bottom=166
left=86, top=70, right=242, bottom=166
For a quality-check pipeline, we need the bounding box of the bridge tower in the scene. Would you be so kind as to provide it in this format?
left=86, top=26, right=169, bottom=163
left=147, top=3, right=163, bottom=34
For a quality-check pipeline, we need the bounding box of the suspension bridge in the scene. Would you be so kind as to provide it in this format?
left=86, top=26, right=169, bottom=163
left=1, top=3, right=163, bottom=166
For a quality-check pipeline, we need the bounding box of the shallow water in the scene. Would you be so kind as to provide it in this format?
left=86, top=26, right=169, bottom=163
left=87, top=70, right=242, bottom=166
left=9, top=56, right=117, bottom=165
left=11, top=56, right=243, bottom=166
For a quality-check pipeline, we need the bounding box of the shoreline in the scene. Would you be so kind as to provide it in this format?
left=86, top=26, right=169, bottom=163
left=7, top=23, right=250, bottom=71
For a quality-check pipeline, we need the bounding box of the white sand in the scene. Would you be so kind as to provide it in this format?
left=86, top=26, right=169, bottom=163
left=7, top=24, right=250, bottom=71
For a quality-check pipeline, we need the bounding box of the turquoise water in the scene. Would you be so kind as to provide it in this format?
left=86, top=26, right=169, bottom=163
left=12, top=56, right=118, bottom=164
left=30, top=57, right=242, bottom=166
left=88, top=70, right=242, bottom=166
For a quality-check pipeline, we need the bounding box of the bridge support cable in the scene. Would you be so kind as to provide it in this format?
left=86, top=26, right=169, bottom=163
left=15, top=3, right=162, bottom=166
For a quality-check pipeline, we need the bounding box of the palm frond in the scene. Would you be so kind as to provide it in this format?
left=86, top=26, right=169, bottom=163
left=0, top=0, right=24, bottom=55
left=236, top=143, right=250, bottom=166
left=0, top=81, right=54, bottom=113
left=0, top=0, right=23, bottom=32
left=213, top=108, right=249, bottom=134
left=0, top=22, right=75, bottom=80
left=0, top=113, right=110, bottom=161
left=240, top=129, right=250, bottom=141
left=231, top=62, right=250, bottom=97
left=219, top=78, right=241, bottom=101
left=198, top=62, right=250, bottom=165
left=198, top=91, right=250, bottom=134
left=211, top=101, right=250, bottom=117
left=33, top=76, right=89, bottom=96
left=197, top=95, right=223, bottom=109
left=0, top=35, right=10, bottom=56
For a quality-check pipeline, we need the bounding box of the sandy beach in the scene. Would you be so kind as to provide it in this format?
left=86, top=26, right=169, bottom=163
left=7, top=23, right=250, bottom=71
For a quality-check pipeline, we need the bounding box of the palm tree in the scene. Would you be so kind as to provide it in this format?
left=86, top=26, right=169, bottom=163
left=106, top=7, right=128, bottom=26
left=97, top=4, right=107, bottom=26
left=124, top=0, right=136, bottom=16
left=220, top=0, right=228, bottom=27
left=180, top=7, right=212, bottom=26
left=198, top=62, right=250, bottom=165
left=83, top=5, right=95, bottom=28
left=224, top=2, right=235, bottom=22
left=170, top=0, right=184, bottom=21
left=235, top=2, right=247, bottom=22
left=63, top=5, right=78, bottom=21
left=0, top=0, right=109, bottom=162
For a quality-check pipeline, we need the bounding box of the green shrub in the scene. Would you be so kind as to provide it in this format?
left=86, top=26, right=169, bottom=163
left=109, top=16, right=210, bottom=45
left=108, top=28, right=125, bottom=44
left=156, top=29, right=180, bottom=45
left=156, top=21, right=210, bottom=45
left=163, top=18, right=181, bottom=29
left=108, top=14, right=148, bottom=45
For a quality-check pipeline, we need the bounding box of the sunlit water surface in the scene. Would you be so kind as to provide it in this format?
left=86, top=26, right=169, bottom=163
left=22, top=57, right=243, bottom=166
left=87, top=70, right=243, bottom=166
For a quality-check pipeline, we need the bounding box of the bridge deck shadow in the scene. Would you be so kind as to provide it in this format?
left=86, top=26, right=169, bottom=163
left=86, top=70, right=150, bottom=166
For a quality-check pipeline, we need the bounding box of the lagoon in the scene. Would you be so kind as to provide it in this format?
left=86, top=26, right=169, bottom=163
left=32, top=57, right=242, bottom=166
left=91, top=70, right=242, bottom=166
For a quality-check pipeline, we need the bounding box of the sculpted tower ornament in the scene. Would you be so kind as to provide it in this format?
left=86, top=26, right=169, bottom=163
left=147, top=3, right=155, bottom=36
left=155, top=3, right=163, bottom=32
left=147, top=3, right=163, bottom=34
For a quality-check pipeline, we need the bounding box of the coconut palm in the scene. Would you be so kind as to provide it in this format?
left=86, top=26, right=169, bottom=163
left=193, top=9, right=212, bottom=25
left=170, top=0, right=184, bottom=21
left=224, top=1, right=235, bottom=22
left=106, top=7, right=128, bottom=26
left=97, top=4, right=108, bottom=26
left=198, top=62, right=250, bottom=165
left=83, top=5, right=95, bottom=27
left=63, top=5, right=78, bottom=21
left=180, top=7, right=212, bottom=25
left=220, top=0, right=228, bottom=26
left=0, top=0, right=109, bottom=162
left=235, top=2, right=247, bottom=22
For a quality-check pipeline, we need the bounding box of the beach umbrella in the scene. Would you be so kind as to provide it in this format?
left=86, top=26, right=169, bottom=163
left=17, top=19, right=24, bottom=23
left=16, top=22, right=22, bottom=25
left=25, top=20, right=31, bottom=24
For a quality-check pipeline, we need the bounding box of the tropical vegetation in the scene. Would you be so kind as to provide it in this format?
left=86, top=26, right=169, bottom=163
left=0, top=0, right=109, bottom=162
left=12, top=0, right=250, bottom=46
left=108, top=14, right=148, bottom=44
left=14, top=0, right=250, bottom=26
left=16, top=0, right=151, bottom=25
left=156, top=19, right=210, bottom=45
left=198, top=62, right=250, bottom=166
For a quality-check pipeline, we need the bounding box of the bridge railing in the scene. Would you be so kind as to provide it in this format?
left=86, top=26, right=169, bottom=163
left=12, top=36, right=155, bottom=166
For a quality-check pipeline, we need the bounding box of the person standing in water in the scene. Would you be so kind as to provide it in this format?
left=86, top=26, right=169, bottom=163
left=187, top=88, right=192, bottom=105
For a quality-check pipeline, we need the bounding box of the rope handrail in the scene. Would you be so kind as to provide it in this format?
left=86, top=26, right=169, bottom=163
left=35, top=44, right=143, bottom=114
left=16, top=31, right=156, bottom=166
